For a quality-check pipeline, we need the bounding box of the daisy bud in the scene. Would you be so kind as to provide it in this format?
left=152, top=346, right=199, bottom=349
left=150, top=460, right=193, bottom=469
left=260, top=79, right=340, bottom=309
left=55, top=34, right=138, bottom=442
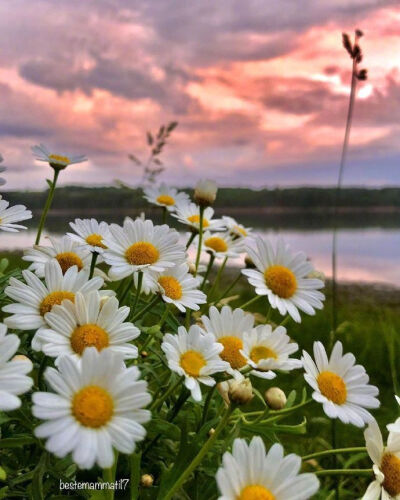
left=12, top=354, right=30, bottom=363
left=218, top=378, right=253, bottom=406
left=208, top=427, right=215, bottom=437
left=244, top=255, right=256, bottom=269
left=265, top=387, right=287, bottom=410
left=194, top=179, right=217, bottom=207
left=141, top=351, right=149, bottom=358
left=187, top=261, right=196, bottom=274
left=140, top=474, right=153, bottom=488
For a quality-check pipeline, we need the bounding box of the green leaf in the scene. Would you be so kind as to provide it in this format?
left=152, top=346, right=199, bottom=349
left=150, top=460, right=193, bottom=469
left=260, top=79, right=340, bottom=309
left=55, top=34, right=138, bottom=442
left=31, top=452, right=47, bottom=500
left=149, top=419, right=181, bottom=441
left=0, top=436, right=36, bottom=448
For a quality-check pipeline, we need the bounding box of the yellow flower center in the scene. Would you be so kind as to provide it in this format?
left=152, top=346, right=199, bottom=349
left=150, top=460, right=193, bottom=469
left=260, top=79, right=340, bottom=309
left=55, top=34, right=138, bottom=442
left=39, top=291, right=75, bottom=316
left=264, top=265, right=297, bottom=298
left=72, top=385, right=113, bottom=428
left=56, top=252, right=84, bottom=274
left=70, top=324, right=109, bottom=355
left=158, top=276, right=183, bottom=300
left=85, top=233, right=107, bottom=249
left=317, top=371, right=347, bottom=405
left=187, top=214, right=209, bottom=228
left=381, top=453, right=400, bottom=496
left=125, top=241, right=159, bottom=266
left=218, top=336, right=247, bottom=369
left=250, top=346, right=277, bottom=364
left=234, top=225, right=247, bottom=237
left=205, top=236, right=228, bottom=253
left=156, top=194, right=175, bottom=206
left=48, top=154, right=70, bottom=165
left=180, top=350, right=206, bottom=377
left=238, top=485, right=275, bottom=500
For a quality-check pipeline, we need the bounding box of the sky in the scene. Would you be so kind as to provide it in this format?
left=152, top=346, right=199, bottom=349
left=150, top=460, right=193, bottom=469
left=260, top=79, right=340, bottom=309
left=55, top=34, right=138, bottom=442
left=1, top=0, right=400, bottom=190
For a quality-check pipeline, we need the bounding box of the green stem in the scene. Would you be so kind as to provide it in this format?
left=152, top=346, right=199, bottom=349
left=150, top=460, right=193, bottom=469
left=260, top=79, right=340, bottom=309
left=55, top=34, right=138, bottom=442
left=130, top=452, right=141, bottom=500
left=201, top=253, right=215, bottom=289
left=279, top=315, right=290, bottom=326
left=103, top=465, right=115, bottom=500
left=150, top=376, right=183, bottom=413
left=213, top=273, right=241, bottom=305
left=199, top=385, right=216, bottom=429
left=162, top=206, right=167, bottom=224
left=131, top=295, right=160, bottom=322
left=315, top=469, right=372, bottom=477
left=194, top=206, right=205, bottom=276
left=119, top=278, right=132, bottom=304
left=186, top=232, right=196, bottom=250
left=207, top=256, right=227, bottom=300
left=132, top=272, right=143, bottom=313
left=89, top=252, right=98, bottom=279
left=241, top=295, right=261, bottom=310
left=302, top=447, right=367, bottom=461
left=35, top=169, right=60, bottom=245
left=159, top=303, right=171, bottom=329
left=163, top=405, right=234, bottom=500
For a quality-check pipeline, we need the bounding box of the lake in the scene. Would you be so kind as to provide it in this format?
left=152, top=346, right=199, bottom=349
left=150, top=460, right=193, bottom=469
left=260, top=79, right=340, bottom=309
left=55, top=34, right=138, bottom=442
left=0, top=211, right=399, bottom=287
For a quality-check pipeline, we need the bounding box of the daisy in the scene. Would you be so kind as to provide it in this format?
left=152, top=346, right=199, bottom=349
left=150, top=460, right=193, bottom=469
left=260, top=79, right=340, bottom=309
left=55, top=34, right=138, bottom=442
left=23, top=235, right=92, bottom=278
left=32, top=144, right=87, bottom=170
left=242, top=324, right=302, bottom=379
left=145, top=263, right=206, bottom=312
left=216, top=436, right=319, bottom=500
left=197, top=230, right=245, bottom=260
left=302, top=341, right=379, bottom=427
left=201, top=306, right=254, bottom=376
left=0, top=323, right=33, bottom=410
left=32, top=348, right=151, bottom=469
left=143, top=183, right=189, bottom=212
left=363, top=418, right=400, bottom=499
left=33, top=291, right=139, bottom=361
left=161, top=325, right=229, bottom=401
left=0, top=197, right=32, bottom=232
left=3, top=259, right=105, bottom=333
left=222, top=216, right=252, bottom=239
left=172, top=201, right=225, bottom=232
left=242, top=236, right=325, bottom=323
left=67, top=218, right=110, bottom=254
left=103, top=217, right=186, bottom=280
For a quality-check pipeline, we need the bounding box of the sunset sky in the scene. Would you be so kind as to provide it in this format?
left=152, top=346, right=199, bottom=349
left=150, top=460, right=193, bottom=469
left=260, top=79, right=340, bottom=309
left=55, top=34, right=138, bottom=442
left=1, top=0, right=400, bottom=190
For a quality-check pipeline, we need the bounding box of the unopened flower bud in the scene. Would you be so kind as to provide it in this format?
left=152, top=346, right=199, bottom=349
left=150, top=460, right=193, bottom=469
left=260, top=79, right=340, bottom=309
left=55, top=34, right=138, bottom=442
left=218, top=378, right=253, bottom=406
left=194, top=179, right=217, bottom=207
left=140, top=474, right=153, bottom=487
left=208, top=427, right=215, bottom=437
left=141, top=351, right=148, bottom=358
left=12, top=354, right=30, bottom=363
left=265, top=387, right=287, bottom=410
left=244, top=255, right=256, bottom=269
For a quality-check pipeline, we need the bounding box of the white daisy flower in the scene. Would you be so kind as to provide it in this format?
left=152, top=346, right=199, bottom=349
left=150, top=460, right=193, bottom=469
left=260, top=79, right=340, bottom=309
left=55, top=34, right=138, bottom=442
left=67, top=218, right=110, bottom=255
left=216, top=436, right=319, bottom=500
left=145, top=263, right=206, bottom=312
left=33, top=291, right=139, bottom=361
left=32, top=144, right=87, bottom=170
left=242, top=236, right=324, bottom=323
left=0, top=197, right=32, bottom=232
left=0, top=324, right=33, bottom=410
left=196, top=230, right=245, bottom=260
left=222, top=216, right=252, bottom=239
left=103, top=217, right=186, bottom=280
left=302, top=341, right=380, bottom=427
left=161, top=324, right=229, bottom=401
left=23, top=235, right=92, bottom=278
left=143, top=183, right=189, bottom=212
left=32, top=348, right=151, bottom=469
left=242, top=324, right=302, bottom=379
left=3, top=260, right=105, bottom=333
left=172, top=201, right=225, bottom=232
left=363, top=418, right=400, bottom=499
left=201, top=306, right=254, bottom=376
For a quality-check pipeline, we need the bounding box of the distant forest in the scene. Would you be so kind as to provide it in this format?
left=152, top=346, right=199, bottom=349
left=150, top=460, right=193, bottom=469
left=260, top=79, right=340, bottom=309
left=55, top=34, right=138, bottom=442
left=4, top=186, right=400, bottom=211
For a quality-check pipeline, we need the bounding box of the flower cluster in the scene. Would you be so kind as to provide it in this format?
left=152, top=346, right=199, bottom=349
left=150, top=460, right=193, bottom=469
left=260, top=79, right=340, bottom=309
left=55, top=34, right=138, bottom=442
left=0, top=147, right=396, bottom=499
